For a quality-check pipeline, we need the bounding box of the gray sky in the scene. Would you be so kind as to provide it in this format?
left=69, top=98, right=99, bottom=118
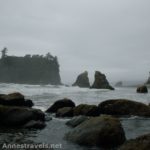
left=0, top=0, right=150, bottom=84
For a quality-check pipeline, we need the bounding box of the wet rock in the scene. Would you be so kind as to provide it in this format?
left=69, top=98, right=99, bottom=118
left=119, top=133, right=150, bottom=150
left=66, top=116, right=89, bottom=127
left=137, top=85, right=148, bottom=93
left=0, top=92, right=25, bottom=106
left=72, top=71, right=90, bottom=88
left=24, top=120, right=46, bottom=129
left=73, top=104, right=100, bottom=116
left=65, top=115, right=126, bottom=148
left=0, top=92, right=34, bottom=107
left=0, top=105, right=45, bottom=128
left=24, top=99, right=34, bottom=107
left=91, top=71, right=114, bottom=90
left=56, top=107, right=73, bottom=117
left=46, top=98, right=75, bottom=113
left=98, top=99, right=150, bottom=117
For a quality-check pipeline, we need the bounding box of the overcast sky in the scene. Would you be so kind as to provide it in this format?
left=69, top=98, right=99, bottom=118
left=0, top=0, right=150, bottom=84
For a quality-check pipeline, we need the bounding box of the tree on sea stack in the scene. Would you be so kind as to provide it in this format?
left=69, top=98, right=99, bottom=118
left=91, top=71, right=114, bottom=90
left=1, top=47, right=8, bottom=58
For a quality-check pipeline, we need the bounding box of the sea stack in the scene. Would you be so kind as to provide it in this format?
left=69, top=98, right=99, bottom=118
left=136, top=85, right=148, bottom=93
left=72, top=71, right=90, bottom=88
left=91, top=71, right=114, bottom=90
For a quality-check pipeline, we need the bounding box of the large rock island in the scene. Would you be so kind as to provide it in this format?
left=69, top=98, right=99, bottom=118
left=91, top=71, right=114, bottom=90
left=0, top=48, right=61, bottom=85
left=72, top=71, right=90, bottom=88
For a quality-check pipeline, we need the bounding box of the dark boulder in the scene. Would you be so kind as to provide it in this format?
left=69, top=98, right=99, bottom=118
left=56, top=107, right=73, bottom=117
left=0, top=105, right=45, bottom=128
left=0, top=92, right=25, bottom=106
left=23, top=120, right=46, bottom=129
left=137, top=85, right=148, bottom=93
left=98, top=99, right=150, bottom=117
left=65, top=115, right=126, bottom=148
left=46, top=98, right=75, bottom=113
left=91, top=71, right=114, bottom=90
left=24, top=99, right=34, bottom=107
left=0, top=92, right=34, bottom=107
left=73, top=104, right=100, bottom=116
left=119, top=133, right=150, bottom=150
left=66, top=116, right=89, bottom=127
left=72, top=71, right=90, bottom=88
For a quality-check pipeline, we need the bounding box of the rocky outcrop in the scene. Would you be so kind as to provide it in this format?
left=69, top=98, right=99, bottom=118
left=119, top=133, right=150, bottom=150
left=23, top=120, right=46, bottom=129
left=72, top=71, right=90, bottom=88
left=91, top=71, right=114, bottom=90
left=66, top=116, right=89, bottom=127
left=56, top=107, right=73, bottom=117
left=137, top=85, right=148, bottom=93
left=65, top=115, right=126, bottom=148
left=98, top=99, right=150, bottom=117
left=46, top=98, right=75, bottom=113
left=0, top=50, right=61, bottom=85
left=0, top=92, right=34, bottom=107
left=73, top=104, right=100, bottom=116
left=0, top=105, right=45, bottom=129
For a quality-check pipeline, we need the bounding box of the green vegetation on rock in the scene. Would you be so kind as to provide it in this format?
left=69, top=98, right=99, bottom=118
left=0, top=47, right=61, bottom=84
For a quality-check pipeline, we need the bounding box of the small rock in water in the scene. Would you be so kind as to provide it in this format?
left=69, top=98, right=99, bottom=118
left=56, top=107, right=73, bottom=117
left=136, top=85, right=148, bottom=93
left=24, top=120, right=46, bottom=129
left=66, top=115, right=89, bottom=127
left=73, top=104, right=100, bottom=116
left=46, top=98, right=75, bottom=113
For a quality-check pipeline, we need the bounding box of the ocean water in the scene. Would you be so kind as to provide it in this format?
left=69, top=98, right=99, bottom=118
left=0, top=83, right=150, bottom=150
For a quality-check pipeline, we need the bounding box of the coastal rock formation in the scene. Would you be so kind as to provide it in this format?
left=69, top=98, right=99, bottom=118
left=98, top=99, right=150, bottom=117
left=0, top=105, right=45, bottom=129
left=91, top=71, right=114, bottom=90
left=119, top=133, right=150, bottom=150
left=0, top=49, right=61, bottom=85
left=23, top=120, right=46, bottom=129
left=0, top=92, right=34, bottom=107
left=136, top=85, right=148, bottom=93
left=46, top=98, right=75, bottom=113
left=72, top=71, right=90, bottom=88
left=65, top=115, right=126, bottom=148
left=56, top=107, right=73, bottom=117
left=66, top=116, right=89, bottom=127
left=73, top=104, right=100, bottom=116
left=24, top=99, right=34, bottom=107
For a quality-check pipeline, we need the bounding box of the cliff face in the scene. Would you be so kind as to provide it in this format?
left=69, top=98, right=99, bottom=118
left=0, top=53, right=61, bottom=85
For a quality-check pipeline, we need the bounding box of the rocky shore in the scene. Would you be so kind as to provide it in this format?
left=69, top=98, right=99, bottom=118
left=0, top=91, right=149, bottom=149
left=45, top=97, right=150, bottom=149
left=0, top=92, right=45, bottom=129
